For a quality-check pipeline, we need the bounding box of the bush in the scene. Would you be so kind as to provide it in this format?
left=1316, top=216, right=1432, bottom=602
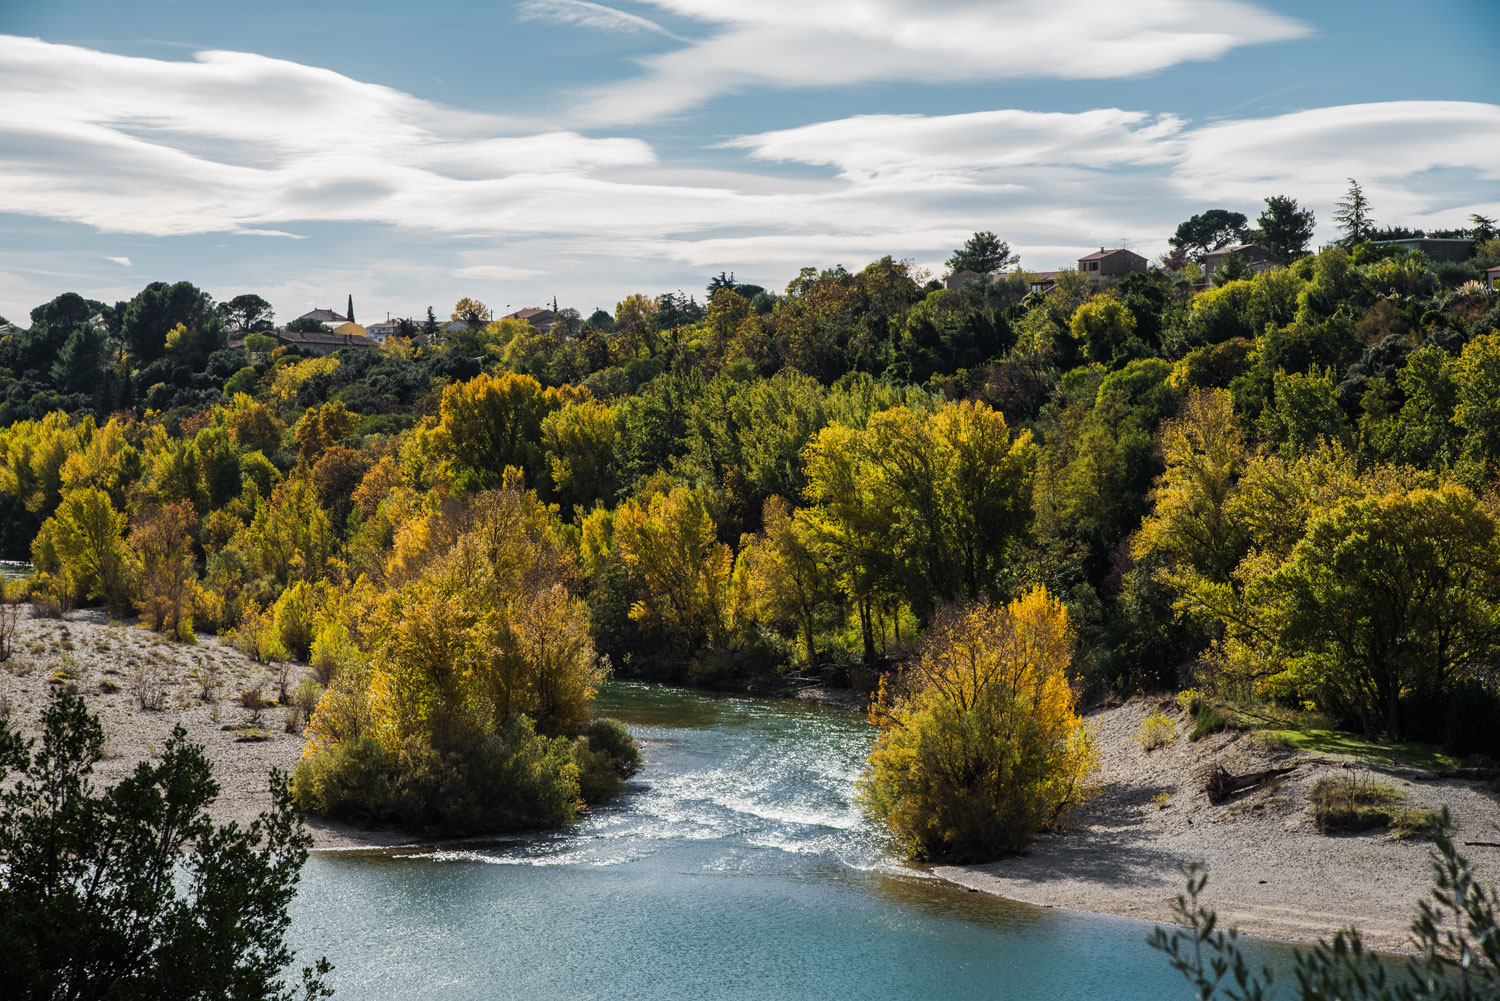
left=292, top=714, right=583, bottom=832
left=859, top=591, right=1097, bottom=862
left=1310, top=774, right=1403, bottom=833
left=1135, top=709, right=1177, bottom=751
left=573, top=717, right=642, bottom=802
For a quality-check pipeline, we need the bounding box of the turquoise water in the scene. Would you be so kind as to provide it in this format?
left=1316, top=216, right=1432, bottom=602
left=287, top=682, right=1288, bottom=1000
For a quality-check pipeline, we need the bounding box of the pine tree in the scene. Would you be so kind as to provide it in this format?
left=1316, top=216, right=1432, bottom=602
left=1333, top=178, right=1375, bottom=247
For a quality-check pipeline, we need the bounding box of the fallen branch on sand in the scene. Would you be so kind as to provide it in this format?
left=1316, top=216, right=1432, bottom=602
left=1204, top=763, right=1297, bottom=804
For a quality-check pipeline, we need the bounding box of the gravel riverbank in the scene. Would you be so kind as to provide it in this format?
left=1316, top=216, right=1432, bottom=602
left=935, top=700, right=1500, bottom=953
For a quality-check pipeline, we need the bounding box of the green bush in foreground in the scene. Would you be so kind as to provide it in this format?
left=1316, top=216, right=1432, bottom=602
left=1152, top=827, right=1497, bottom=1000
left=0, top=689, right=331, bottom=1001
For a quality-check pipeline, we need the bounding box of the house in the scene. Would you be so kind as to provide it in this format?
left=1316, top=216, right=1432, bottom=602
left=943, top=270, right=984, bottom=290
left=365, top=319, right=399, bottom=343
left=296, top=307, right=349, bottom=325
left=502, top=307, right=556, bottom=331
left=1077, top=248, right=1148, bottom=281
left=1201, top=243, right=1284, bottom=283
left=1487, top=265, right=1500, bottom=291
left=1026, top=271, right=1064, bottom=292
left=273, top=327, right=374, bottom=355
left=1370, top=237, right=1473, bottom=264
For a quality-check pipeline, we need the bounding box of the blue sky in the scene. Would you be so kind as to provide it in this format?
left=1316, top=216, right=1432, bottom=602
left=2, top=0, right=1497, bottom=325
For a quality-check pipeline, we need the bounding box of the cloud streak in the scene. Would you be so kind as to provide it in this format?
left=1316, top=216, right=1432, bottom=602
left=568, top=0, right=1311, bottom=124
left=1, top=36, right=1497, bottom=320
left=517, top=0, right=688, bottom=41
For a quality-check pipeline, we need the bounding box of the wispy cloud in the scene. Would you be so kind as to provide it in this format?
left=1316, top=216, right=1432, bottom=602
left=103, top=256, right=132, bottom=266
left=1, top=36, right=1497, bottom=320
left=517, top=0, right=688, bottom=41
left=566, top=0, right=1312, bottom=124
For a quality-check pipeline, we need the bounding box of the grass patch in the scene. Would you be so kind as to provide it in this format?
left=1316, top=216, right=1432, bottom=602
left=1390, top=808, right=1450, bottom=841
left=1189, top=706, right=1229, bottom=741
left=221, top=722, right=274, bottom=743
left=98, top=679, right=121, bottom=695
left=1256, top=727, right=1455, bottom=771
left=1311, top=774, right=1404, bottom=832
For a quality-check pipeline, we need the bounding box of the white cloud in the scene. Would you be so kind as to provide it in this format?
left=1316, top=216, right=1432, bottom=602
left=104, top=256, right=132, bottom=267
left=517, top=0, right=688, bottom=41
left=1, top=35, right=1498, bottom=322
left=569, top=0, right=1310, bottom=124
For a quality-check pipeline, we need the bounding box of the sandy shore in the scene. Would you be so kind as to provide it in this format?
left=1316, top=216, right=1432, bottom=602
left=934, top=699, right=1500, bottom=953
left=0, top=608, right=410, bottom=850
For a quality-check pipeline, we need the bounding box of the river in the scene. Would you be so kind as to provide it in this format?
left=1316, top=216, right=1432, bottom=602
left=287, top=681, right=1291, bottom=999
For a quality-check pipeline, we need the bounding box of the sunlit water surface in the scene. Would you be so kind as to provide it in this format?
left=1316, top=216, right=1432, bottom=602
left=288, top=681, right=1293, bottom=999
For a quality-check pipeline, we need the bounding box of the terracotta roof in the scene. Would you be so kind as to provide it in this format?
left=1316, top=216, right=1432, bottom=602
left=1077, top=248, right=1138, bottom=262
left=298, top=308, right=348, bottom=323
left=1487, top=265, right=1500, bottom=274
left=275, top=329, right=373, bottom=349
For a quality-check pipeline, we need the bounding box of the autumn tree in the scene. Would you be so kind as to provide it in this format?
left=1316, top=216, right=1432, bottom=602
left=739, top=496, right=830, bottom=665
left=293, top=401, right=358, bottom=467
left=542, top=399, right=621, bottom=514
left=451, top=297, right=492, bottom=325
left=32, top=487, right=132, bottom=613
left=1069, top=293, right=1138, bottom=364
left=610, top=485, right=736, bottom=657
left=435, top=372, right=560, bottom=491
left=859, top=590, right=1096, bottom=860
left=130, top=501, right=199, bottom=638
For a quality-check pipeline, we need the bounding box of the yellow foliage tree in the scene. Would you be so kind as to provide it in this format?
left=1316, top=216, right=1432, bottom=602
left=859, top=589, right=1095, bottom=861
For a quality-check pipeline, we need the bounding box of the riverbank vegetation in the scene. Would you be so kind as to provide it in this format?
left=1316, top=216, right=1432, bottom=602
left=2, top=196, right=1499, bottom=838
left=860, top=590, right=1096, bottom=861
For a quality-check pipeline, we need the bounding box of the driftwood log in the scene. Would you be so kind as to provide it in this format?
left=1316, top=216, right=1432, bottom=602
left=1205, top=763, right=1297, bottom=804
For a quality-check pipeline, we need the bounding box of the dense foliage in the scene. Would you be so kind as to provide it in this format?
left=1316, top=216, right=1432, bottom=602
left=859, top=590, right=1095, bottom=860
left=3, top=194, right=1499, bottom=834
left=0, top=690, right=330, bottom=1001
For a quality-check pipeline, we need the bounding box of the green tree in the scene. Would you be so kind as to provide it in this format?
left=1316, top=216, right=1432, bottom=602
left=1253, top=194, right=1316, bottom=261
left=1170, top=210, right=1250, bottom=260
left=1254, top=484, right=1500, bottom=738
left=1333, top=177, right=1376, bottom=246
left=218, top=293, right=275, bottom=332
left=121, top=281, right=220, bottom=364
left=1069, top=294, right=1138, bottom=364
left=0, top=689, right=331, bottom=1000
left=31, top=486, right=132, bottom=612
left=946, top=231, right=1018, bottom=275
left=1211, top=251, right=1250, bottom=286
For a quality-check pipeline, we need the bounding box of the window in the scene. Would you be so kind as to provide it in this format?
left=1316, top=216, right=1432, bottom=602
left=1089, top=261, right=1099, bottom=271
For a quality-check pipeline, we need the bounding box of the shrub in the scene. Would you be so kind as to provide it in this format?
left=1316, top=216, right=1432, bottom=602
left=292, top=715, right=583, bottom=832
left=1175, top=688, right=1203, bottom=716
left=0, top=690, right=329, bottom=999
left=859, top=590, right=1097, bottom=862
left=1310, top=774, right=1403, bottom=833
left=573, top=717, right=642, bottom=802
left=1390, top=807, right=1449, bottom=840
left=1135, top=709, right=1177, bottom=751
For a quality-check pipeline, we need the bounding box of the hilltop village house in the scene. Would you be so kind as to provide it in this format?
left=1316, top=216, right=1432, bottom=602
left=1201, top=243, right=1285, bottom=283
left=945, top=247, right=1149, bottom=292
left=1488, top=264, right=1500, bottom=290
